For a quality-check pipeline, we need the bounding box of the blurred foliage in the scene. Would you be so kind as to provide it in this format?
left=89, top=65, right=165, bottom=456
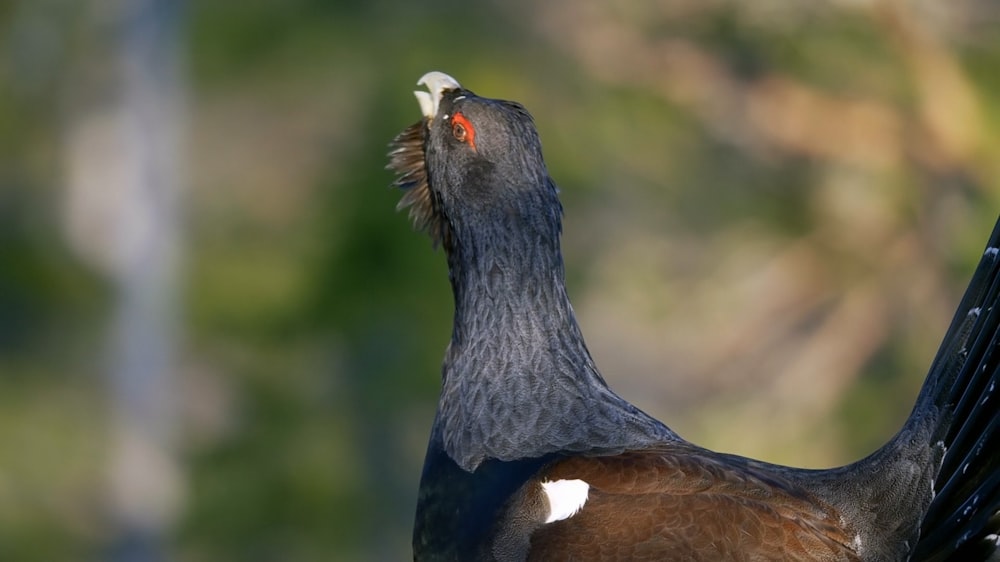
left=1, top=0, right=999, bottom=560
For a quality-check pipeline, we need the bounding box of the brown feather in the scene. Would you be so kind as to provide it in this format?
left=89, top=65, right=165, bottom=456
left=386, top=120, right=450, bottom=246
left=518, top=448, right=861, bottom=561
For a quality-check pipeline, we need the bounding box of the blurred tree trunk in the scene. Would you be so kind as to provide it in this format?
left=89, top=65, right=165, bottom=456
left=108, top=1, right=186, bottom=559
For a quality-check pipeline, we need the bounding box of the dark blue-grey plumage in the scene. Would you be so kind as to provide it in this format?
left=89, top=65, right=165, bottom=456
left=388, top=71, right=1000, bottom=561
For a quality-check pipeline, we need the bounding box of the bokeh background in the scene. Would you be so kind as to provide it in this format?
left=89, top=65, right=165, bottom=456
left=3, top=0, right=1000, bottom=560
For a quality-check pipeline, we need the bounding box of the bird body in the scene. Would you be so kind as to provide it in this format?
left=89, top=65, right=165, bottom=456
left=388, top=71, right=1000, bottom=561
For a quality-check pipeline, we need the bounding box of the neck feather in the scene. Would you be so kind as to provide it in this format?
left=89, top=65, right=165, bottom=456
left=435, top=189, right=677, bottom=471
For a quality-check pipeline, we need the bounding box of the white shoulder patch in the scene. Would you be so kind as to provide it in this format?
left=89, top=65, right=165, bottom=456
left=541, top=479, right=590, bottom=523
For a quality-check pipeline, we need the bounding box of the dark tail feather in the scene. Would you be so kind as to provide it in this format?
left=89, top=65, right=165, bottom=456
left=910, top=217, right=1000, bottom=561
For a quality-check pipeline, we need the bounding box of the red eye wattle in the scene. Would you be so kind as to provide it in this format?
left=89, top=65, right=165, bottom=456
left=451, top=112, right=476, bottom=149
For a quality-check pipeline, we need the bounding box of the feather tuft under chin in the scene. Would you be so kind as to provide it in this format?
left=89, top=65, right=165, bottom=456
left=386, top=120, right=449, bottom=247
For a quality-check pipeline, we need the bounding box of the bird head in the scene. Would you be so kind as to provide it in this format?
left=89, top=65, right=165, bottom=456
left=387, top=71, right=558, bottom=250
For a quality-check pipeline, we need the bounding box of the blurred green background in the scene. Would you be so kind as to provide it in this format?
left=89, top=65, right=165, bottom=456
left=2, top=0, right=1000, bottom=560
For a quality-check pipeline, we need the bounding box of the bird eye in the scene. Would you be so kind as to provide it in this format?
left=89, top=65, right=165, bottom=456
left=451, top=112, right=476, bottom=149
left=453, top=121, right=467, bottom=142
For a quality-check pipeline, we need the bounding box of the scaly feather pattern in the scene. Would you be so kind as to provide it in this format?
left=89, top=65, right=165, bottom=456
left=389, top=70, right=1000, bottom=562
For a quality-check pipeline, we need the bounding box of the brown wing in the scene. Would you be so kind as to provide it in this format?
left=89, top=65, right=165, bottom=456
left=524, top=447, right=861, bottom=561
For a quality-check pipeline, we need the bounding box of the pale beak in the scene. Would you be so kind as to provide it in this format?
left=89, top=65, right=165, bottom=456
left=415, top=71, right=462, bottom=119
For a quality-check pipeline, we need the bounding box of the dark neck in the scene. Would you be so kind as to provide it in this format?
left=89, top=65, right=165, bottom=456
left=435, top=191, right=676, bottom=472
left=446, top=203, right=580, bottom=358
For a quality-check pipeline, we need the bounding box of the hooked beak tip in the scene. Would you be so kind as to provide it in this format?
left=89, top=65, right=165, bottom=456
left=413, top=71, right=462, bottom=119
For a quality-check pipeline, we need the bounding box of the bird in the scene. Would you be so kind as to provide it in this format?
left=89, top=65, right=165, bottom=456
left=387, top=70, right=1000, bottom=561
